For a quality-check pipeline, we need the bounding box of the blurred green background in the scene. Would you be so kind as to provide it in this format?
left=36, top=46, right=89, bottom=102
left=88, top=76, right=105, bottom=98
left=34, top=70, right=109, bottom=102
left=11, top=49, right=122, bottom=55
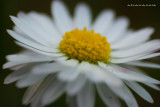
left=0, top=0, right=160, bottom=107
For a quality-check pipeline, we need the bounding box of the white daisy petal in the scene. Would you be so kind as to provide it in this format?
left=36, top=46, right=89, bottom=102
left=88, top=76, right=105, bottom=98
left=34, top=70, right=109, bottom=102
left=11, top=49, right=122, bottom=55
left=17, top=12, right=61, bottom=44
left=125, top=81, right=153, bottom=103
left=143, top=83, right=160, bottom=91
left=74, top=3, right=91, bottom=29
left=4, top=65, right=31, bottom=84
left=111, top=27, right=154, bottom=49
left=10, top=16, right=50, bottom=46
left=100, top=68, right=123, bottom=86
left=28, top=12, right=61, bottom=41
left=56, top=57, right=79, bottom=68
left=138, top=52, right=160, bottom=60
left=87, top=70, right=121, bottom=86
left=52, top=0, right=73, bottom=34
left=42, top=79, right=66, bottom=105
left=109, top=83, right=138, bottom=107
left=22, top=75, right=55, bottom=106
left=106, top=17, right=129, bottom=43
left=15, top=42, right=59, bottom=57
left=111, top=52, right=160, bottom=63
left=7, top=51, right=52, bottom=62
left=116, top=52, right=160, bottom=64
left=23, top=80, right=43, bottom=105
left=8, top=30, right=58, bottom=52
left=14, top=26, right=25, bottom=35
left=121, top=64, right=146, bottom=75
left=66, top=74, right=86, bottom=96
left=77, top=81, right=95, bottom=107
left=79, top=62, right=122, bottom=86
left=96, top=83, right=120, bottom=107
left=16, top=74, right=47, bottom=88
left=111, top=40, right=160, bottom=58
left=9, top=64, right=25, bottom=70
left=31, top=63, right=68, bottom=74
left=126, top=61, right=160, bottom=68
left=77, top=62, right=104, bottom=82
left=4, top=51, right=53, bottom=68
left=30, top=75, right=56, bottom=107
left=110, top=54, right=144, bottom=63
left=3, top=62, right=25, bottom=69
left=108, top=65, right=160, bottom=84
left=92, top=10, right=114, bottom=34
left=7, top=30, right=57, bottom=52
left=58, top=67, right=80, bottom=81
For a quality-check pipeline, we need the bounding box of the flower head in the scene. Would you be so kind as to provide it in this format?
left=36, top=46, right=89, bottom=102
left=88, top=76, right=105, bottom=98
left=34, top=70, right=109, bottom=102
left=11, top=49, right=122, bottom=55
left=3, top=0, right=160, bottom=107
left=59, top=27, right=111, bottom=63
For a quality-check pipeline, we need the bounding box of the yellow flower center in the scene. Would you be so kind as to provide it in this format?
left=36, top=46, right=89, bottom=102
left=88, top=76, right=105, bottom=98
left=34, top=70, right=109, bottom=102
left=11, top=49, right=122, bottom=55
left=59, top=27, right=111, bottom=64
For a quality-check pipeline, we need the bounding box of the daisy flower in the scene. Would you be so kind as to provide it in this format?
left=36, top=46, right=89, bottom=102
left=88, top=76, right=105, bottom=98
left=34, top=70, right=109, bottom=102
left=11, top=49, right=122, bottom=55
left=3, top=0, right=160, bottom=107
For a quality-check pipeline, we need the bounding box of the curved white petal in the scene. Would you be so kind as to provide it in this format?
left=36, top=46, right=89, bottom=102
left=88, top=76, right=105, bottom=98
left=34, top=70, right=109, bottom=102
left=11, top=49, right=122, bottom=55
left=125, top=81, right=153, bottom=103
left=31, top=63, right=68, bottom=74
left=27, top=12, right=61, bottom=41
left=6, top=51, right=52, bottom=62
left=111, top=52, right=160, bottom=63
left=109, top=83, right=138, bottom=107
left=17, top=12, right=61, bottom=44
left=3, top=62, right=25, bottom=69
left=4, top=65, right=31, bottom=84
left=16, top=74, right=47, bottom=88
left=15, top=42, right=60, bottom=57
left=66, top=74, right=86, bottom=96
left=77, top=81, right=95, bottom=107
left=58, top=67, right=80, bottom=81
left=143, top=83, right=160, bottom=91
left=23, top=81, right=43, bottom=105
left=111, top=39, right=160, bottom=58
left=92, top=10, right=114, bottom=34
left=108, top=65, right=160, bottom=84
left=9, top=64, right=25, bottom=70
left=56, top=57, right=78, bottom=68
left=42, top=79, right=66, bottom=105
left=8, top=30, right=58, bottom=52
left=23, top=75, right=55, bottom=105
left=106, top=17, right=129, bottom=43
left=138, top=52, right=160, bottom=60
left=10, top=16, right=50, bottom=46
left=96, top=83, right=120, bottom=107
left=74, top=3, right=91, bottom=29
left=14, top=26, right=25, bottom=35
left=31, top=76, right=56, bottom=107
left=126, top=61, right=160, bottom=69
left=79, top=62, right=122, bottom=86
left=121, top=64, right=146, bottom=75
left=3, top=51, right=53, bottom=68
left=52, top=0, right=73, bottom=34
left=111, top=27, right=154, bottom=49
left=7, top=30, right=57, bottom=52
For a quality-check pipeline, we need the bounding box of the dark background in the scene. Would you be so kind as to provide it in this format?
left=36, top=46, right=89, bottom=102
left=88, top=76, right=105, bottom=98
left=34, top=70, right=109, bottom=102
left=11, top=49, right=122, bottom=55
left=0, top=0, right=160, bottom=107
